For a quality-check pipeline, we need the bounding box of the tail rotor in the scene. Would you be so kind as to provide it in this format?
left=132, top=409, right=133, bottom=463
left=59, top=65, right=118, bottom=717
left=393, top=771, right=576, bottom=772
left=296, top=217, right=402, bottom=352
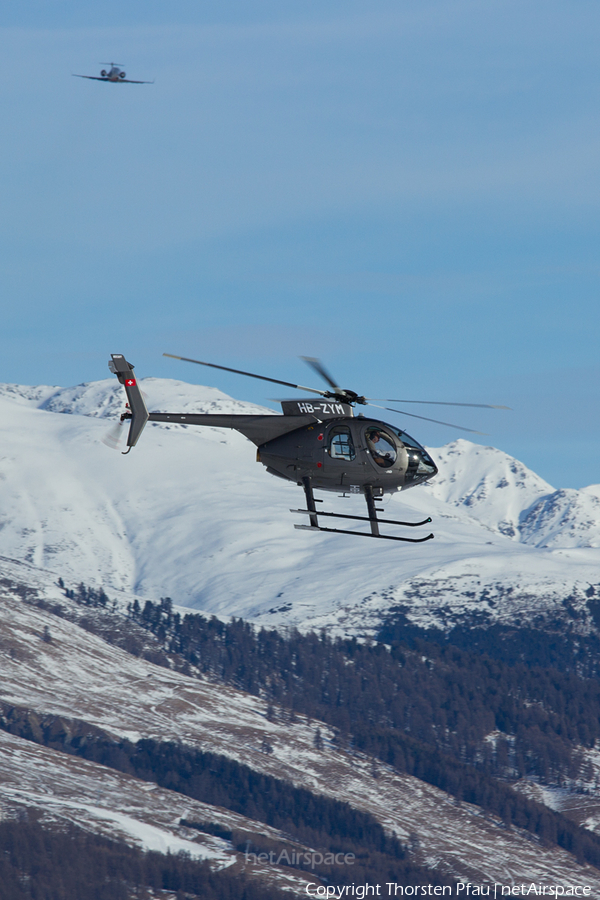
left=101, top=416, right=126, bottom=450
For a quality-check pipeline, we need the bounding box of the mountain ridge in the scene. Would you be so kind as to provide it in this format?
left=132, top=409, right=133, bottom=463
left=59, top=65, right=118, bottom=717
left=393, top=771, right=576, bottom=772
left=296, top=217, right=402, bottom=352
left=0, top=377, right=597, bottom=638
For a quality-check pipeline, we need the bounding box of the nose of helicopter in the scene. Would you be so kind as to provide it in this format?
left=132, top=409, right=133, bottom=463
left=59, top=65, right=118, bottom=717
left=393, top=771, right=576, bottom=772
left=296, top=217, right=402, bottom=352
left=416, top=449, right=438, bottom=478
left=403, top=446, right=438, bottom=485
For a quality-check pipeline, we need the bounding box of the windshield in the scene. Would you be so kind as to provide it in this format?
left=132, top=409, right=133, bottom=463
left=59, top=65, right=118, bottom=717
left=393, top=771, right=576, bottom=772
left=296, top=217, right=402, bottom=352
left=389, top=426, right=425, bottom=451
left=388, top=426, right=437, bottom=479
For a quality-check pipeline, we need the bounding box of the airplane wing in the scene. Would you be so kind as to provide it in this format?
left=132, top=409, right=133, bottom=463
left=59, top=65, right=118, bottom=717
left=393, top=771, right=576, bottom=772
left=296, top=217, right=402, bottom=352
left=71, top=75, right=153, bottom=83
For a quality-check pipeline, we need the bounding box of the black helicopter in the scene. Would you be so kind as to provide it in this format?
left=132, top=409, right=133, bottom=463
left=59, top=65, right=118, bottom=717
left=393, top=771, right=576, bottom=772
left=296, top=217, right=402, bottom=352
left=107, top=353, right=508, bottom=543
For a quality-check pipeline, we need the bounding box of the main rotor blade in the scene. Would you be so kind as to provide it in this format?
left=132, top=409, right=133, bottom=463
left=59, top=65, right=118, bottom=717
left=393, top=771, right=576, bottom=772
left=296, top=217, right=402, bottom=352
left=366, top=403, right=488, bottom=435
left=300, top=357, right=341, bottom=392
left=163, top=353, right=328, bottom=397
left=368, top=399, right=511, bottom=409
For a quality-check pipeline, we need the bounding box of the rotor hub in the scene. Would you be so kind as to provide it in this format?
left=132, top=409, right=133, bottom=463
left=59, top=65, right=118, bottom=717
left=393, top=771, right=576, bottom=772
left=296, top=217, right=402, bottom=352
left=323, top=389, right=367, bottom=405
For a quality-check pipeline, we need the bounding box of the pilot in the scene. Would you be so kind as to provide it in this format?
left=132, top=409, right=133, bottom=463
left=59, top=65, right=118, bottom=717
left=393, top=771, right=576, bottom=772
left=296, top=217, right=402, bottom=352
left=367, top=430, right=395, bottom=467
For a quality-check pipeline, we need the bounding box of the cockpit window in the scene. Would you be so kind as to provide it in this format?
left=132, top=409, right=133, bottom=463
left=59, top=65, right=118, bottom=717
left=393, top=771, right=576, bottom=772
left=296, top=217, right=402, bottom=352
left=365, top=427, right=397, bottom=468
left=329, top=427, right=355, bottom=460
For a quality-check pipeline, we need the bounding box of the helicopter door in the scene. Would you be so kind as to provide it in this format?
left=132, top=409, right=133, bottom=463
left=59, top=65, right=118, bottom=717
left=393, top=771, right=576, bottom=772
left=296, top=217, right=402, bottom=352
left=364, top=426, right=397, bottom=470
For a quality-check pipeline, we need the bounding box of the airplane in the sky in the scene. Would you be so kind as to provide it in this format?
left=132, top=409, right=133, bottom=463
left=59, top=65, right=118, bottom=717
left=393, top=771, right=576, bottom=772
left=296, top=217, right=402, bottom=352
left=72, top=63, right=153, bottom=84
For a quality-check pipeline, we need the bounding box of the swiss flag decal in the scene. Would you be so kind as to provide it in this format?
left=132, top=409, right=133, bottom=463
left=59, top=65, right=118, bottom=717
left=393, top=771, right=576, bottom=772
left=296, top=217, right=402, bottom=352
left=125, top=378, right=136, bottom=387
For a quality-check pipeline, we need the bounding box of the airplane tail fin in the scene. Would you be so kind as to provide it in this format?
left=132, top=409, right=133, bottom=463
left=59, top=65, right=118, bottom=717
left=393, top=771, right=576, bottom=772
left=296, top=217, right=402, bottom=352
left=108, top=354, right=149, bottom=450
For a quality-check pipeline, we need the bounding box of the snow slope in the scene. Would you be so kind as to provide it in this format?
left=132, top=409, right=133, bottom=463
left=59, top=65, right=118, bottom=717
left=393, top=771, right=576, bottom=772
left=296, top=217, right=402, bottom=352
left=0, top=377, right=598, bottom=636
left=1, top=576, right=600, bottom=888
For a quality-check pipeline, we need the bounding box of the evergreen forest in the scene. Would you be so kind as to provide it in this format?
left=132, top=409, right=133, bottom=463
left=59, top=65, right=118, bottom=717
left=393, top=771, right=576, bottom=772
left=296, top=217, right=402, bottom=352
left=5, top=579, right=600, bottom=897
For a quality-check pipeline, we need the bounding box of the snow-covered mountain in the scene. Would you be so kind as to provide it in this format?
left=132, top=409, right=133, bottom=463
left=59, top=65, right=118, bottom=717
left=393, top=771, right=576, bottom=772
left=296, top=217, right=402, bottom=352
left=0, top=377, right=598, bottom=637
left=429, top=441, right=600, bottom=549
left=2, top=378, right=600, bottom=891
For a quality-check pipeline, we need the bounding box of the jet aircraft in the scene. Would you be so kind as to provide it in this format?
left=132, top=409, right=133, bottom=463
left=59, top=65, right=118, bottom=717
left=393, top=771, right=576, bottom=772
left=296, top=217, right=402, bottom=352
left=72, top=63, right=153, bottom=84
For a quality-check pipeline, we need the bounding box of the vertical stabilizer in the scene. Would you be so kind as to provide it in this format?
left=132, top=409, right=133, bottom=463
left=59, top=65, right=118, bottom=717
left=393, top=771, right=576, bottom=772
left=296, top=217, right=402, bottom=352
left=108, top=354, right=149, bottom=448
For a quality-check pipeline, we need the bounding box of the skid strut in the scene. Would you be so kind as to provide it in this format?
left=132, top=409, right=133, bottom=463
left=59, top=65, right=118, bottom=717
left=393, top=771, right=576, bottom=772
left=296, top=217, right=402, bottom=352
left=301, top=476, right=319, bottom=529
left=365, top=484, right=380, bottom=537
left=294, top=478, right=434, bottom=543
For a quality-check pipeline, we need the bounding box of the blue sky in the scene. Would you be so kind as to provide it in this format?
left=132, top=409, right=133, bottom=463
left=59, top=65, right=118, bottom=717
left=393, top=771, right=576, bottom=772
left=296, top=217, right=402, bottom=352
left=1, top=1, right=599, bottom=487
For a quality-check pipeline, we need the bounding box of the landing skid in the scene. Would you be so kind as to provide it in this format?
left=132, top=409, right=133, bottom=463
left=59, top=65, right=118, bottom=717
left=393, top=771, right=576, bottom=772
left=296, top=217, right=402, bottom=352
left=293, top=478, right=434, bottom=543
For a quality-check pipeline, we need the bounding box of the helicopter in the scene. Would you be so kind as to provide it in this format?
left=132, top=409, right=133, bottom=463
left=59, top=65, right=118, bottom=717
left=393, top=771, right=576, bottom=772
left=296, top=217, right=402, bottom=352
left=107, top=353, right=508, bottom=544
left=72, top=63, right=153, bottom=84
